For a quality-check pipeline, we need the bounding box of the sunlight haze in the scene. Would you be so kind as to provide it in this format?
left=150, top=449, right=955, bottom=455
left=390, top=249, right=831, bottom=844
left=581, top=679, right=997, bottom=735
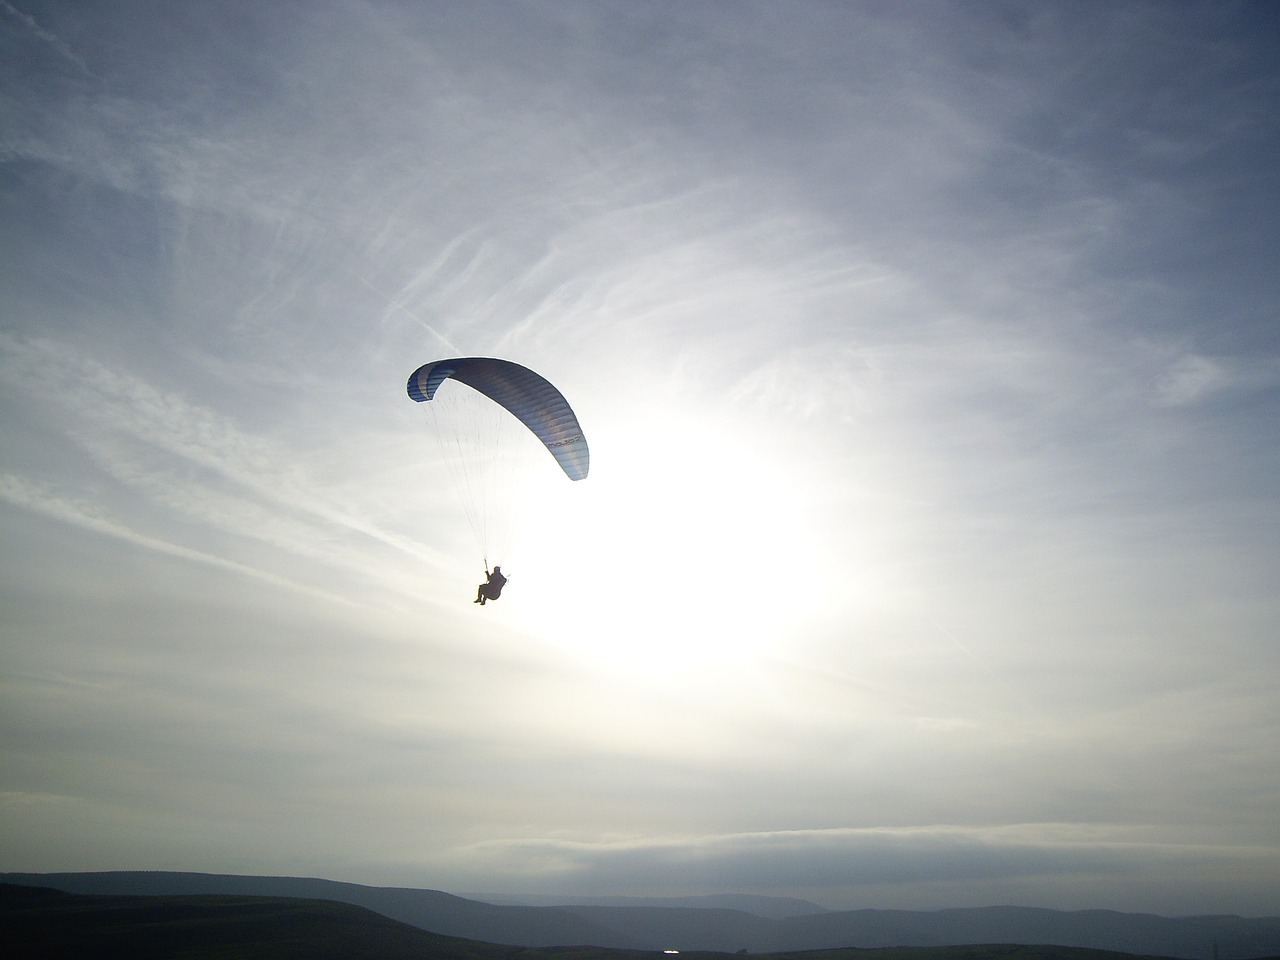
left=2, top=0, right=1278, bottom=918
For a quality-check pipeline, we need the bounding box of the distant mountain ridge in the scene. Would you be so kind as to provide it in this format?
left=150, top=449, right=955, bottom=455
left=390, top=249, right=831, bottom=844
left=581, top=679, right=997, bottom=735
left=4, top=871, right=1278, bottom=960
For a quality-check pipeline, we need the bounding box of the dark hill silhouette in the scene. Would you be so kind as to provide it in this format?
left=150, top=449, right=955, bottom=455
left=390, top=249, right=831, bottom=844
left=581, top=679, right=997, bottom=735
left=4, top=872, right=1278, bottom=960
left=0, top=871, right=638, bottom=949
left=1, top=882, right=520, bottom=960
left=0, top=882, right=1233, bottom=960
left=765, top=906, right=1280, bottom=959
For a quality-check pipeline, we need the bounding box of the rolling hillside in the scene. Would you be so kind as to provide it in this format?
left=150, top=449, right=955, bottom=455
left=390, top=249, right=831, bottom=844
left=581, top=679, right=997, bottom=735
left=4, top=872, right=1278, bottom=960
left=2, top=883, right=1228, bottom=960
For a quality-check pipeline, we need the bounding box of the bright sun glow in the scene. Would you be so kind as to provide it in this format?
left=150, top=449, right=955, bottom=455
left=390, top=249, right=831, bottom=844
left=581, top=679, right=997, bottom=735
left=502, top=405, right=822, bottom=687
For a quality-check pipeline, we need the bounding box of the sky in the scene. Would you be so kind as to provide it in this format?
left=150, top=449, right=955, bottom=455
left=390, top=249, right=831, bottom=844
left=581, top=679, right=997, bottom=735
left=2, top=0, right=1279, bottom=918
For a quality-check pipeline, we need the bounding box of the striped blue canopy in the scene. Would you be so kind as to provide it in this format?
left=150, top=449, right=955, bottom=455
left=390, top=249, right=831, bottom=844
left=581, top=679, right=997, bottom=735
left=407, top=358, right=589, bottom=481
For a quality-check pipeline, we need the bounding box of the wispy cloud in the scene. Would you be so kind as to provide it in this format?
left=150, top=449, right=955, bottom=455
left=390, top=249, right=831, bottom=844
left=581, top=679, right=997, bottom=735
left=0, top=0, right=95, bottom=77
left=1150, top=352, right=1280, bottom=408
left=0, top=472, right=349, bottom=604
left=0, top=333, right=449, bottom=597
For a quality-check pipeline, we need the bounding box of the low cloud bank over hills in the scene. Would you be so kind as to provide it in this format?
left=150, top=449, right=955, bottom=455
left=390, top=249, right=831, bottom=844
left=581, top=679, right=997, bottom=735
left=4, top=872, right=1278, bottom=960
left=466, top=892, right=829, bottom=920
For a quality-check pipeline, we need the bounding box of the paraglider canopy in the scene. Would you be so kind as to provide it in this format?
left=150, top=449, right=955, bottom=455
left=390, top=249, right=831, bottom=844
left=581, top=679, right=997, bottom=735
left=407, top=357, right=589, bottom=481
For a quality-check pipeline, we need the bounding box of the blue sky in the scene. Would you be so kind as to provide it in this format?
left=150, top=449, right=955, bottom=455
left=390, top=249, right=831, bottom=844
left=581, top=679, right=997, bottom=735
left=2, top=0, right=1278, bottom=916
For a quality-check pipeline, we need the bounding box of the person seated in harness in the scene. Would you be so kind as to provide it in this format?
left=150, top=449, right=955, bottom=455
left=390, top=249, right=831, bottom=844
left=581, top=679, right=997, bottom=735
left=474, top=566, right=507, bottom=605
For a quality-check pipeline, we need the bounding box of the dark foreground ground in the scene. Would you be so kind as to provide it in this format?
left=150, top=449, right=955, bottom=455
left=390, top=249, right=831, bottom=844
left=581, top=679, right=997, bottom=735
left=4, top=883, right=1252, bottom=960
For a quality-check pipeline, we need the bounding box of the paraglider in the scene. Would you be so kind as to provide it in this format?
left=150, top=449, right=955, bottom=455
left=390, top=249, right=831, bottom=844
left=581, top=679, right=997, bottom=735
left=474, top=566, right=507, bottom=605
left=406, top=358, right=588, bottom=604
